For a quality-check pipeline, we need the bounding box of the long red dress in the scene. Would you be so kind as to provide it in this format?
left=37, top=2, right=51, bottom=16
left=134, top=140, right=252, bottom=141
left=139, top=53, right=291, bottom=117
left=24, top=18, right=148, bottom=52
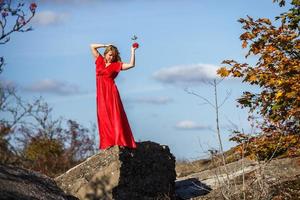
left=95, top=54, right=137, bottom=150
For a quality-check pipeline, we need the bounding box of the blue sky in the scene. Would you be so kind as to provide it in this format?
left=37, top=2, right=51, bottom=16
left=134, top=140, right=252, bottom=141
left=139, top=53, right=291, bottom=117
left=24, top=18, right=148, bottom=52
left=2, top=0, right=287, bottom=160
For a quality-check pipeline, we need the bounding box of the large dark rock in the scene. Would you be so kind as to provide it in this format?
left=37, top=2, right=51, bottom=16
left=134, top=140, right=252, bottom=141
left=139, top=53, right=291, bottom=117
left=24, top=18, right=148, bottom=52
left=55, top=141, right=176, bottom=200
left=0, top=164, right=78, bottom=200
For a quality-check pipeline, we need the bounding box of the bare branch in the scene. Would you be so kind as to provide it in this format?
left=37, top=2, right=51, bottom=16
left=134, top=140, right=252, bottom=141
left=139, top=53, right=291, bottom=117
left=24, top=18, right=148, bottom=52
left=218, top=89, right=232, bottom=109
left=184, top=87, right=215, bottom=109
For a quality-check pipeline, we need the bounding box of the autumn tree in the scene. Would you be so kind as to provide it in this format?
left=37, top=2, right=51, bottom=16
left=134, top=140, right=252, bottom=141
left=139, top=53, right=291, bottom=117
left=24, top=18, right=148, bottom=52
left=217, top=0, right=300, bottom=138
left=0, top=83, right=97, bottom=177
left=31, top=120, right=97, bottom=177
left=14, top=96, right=97, bottom=177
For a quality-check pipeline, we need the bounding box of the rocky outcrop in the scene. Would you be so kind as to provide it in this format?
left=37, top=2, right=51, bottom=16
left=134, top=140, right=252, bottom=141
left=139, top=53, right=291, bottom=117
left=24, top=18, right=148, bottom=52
left=55, top=141, right=176, bottom=200
left=0, top=164, right=78, bottom=200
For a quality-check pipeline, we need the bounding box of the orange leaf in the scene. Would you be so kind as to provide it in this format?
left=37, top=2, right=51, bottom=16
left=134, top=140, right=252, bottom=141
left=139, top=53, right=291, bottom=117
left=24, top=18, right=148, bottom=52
left=242, top=40, right=248, bottom=48
left=217, top=67, right=230, bottom=77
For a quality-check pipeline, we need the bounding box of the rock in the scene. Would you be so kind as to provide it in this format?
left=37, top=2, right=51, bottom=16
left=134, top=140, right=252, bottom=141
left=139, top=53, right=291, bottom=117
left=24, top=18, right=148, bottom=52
left=175, top=178, right=211, bottom=200
left=55, top=141, right=176, bottom=200
left=0, top=164, right=78, bottom=200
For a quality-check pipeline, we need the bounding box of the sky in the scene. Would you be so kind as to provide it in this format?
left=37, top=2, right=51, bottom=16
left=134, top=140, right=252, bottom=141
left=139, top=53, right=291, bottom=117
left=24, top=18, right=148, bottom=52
left=1, top=0, right=288, bottom=160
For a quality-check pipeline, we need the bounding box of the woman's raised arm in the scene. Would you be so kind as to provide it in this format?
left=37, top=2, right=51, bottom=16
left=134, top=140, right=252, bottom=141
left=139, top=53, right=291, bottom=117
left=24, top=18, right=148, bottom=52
left=90, top=43, right=110, bottom=59
left=122, top=46, right=137, bottom=70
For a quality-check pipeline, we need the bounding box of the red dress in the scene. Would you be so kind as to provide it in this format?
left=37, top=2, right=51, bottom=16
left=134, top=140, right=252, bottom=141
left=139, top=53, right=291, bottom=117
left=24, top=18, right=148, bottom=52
left=95, top=54, right=137, bottom=150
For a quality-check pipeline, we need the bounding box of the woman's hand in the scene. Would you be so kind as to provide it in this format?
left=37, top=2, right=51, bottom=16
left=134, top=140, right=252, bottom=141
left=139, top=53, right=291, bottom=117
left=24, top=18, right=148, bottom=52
left=131, top=45, right=137, bottom=52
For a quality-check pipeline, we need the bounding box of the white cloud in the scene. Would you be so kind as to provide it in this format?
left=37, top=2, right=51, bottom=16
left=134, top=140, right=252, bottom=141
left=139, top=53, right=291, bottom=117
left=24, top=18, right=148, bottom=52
left=175, top=120, right=211, bottom=130
left=153, top=63, right=224, bottom=86
left=32, top=11, right=70, bottom=26
left=24, top=79, right=81, bottom=96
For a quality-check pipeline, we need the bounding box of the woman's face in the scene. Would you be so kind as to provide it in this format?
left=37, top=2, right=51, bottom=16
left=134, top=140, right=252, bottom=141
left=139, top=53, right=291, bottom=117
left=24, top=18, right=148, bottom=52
left=105, top=51, right=115, bottom=63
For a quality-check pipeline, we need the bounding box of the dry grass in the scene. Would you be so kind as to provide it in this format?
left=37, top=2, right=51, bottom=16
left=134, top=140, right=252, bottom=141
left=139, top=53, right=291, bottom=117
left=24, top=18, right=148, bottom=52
left=175, top=147, right=241, bottom=178
left=175, top=158, right=212, bottom=178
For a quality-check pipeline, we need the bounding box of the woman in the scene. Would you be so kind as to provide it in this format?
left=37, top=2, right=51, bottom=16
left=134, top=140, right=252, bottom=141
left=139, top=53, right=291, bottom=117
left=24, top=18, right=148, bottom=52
left=90, top=43, right=137, bottom=150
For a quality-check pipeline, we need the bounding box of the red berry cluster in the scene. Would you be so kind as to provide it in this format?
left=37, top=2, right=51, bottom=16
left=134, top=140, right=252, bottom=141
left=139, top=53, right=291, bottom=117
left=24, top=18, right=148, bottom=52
left=30, top=2, right=37, bottom=12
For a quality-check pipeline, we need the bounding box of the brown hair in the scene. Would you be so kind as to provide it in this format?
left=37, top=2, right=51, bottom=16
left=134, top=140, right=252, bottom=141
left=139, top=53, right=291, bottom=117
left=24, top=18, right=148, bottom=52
left=103, top=45, right=122, bottom=62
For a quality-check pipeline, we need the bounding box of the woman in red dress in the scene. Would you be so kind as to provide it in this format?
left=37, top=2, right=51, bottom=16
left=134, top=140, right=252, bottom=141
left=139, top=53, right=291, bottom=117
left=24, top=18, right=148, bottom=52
left=90, top=43, right=137, bottom=150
